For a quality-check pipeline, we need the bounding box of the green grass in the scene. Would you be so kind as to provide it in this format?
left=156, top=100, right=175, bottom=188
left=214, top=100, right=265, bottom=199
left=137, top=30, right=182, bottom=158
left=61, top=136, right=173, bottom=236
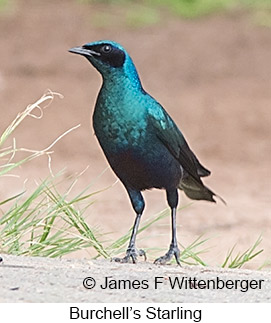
left=125, top=5, right=160, bottom=27
left=0, top=0, right=14, bottom=13
left=0, top=0, right=8, bottom=8
left=148, top=0, right=271, bottom=19
left=222, top=235, right=264, bottom=269
left=89, top=2, right=160, bottom=28
left=80, top=0, right=271, bottom=28
left=0, top=92, right=268, bottom=269
left=149, top=0, right=236, bottom=19
left=0, top=174, right=109, bottom=258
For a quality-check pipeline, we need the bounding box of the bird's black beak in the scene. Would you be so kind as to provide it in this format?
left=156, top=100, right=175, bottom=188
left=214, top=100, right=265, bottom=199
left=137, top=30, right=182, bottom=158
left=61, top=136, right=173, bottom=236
left=68, top=46, right=100, bottom=58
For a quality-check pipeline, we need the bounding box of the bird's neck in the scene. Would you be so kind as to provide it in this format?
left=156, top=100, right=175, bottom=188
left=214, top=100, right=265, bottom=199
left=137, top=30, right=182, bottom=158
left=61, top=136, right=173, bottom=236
left=102, top=74, right=142, bottom=94
left=101, top=56, right=143, bottom=93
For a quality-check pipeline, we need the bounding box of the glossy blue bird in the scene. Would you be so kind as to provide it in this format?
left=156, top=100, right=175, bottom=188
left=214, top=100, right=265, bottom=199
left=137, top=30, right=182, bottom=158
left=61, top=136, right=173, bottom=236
left=69, top=40, right=224, bottom=265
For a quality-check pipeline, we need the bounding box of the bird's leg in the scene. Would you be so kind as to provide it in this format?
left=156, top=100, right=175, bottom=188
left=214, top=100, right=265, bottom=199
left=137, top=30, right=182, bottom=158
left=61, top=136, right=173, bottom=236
left=112, top=213, right=146, bottom=263
left=154, top=189, right=181, bottom=265
left=112, top=188, right=146, bottom=263
left=154, top=207, right=181, bottom=265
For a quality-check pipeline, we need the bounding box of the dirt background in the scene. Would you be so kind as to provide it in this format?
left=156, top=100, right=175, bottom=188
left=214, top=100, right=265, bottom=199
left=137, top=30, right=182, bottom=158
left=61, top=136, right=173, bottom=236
left=0, top=0, right=270, bottom=268
left=1, top=255, right=271, bottom=302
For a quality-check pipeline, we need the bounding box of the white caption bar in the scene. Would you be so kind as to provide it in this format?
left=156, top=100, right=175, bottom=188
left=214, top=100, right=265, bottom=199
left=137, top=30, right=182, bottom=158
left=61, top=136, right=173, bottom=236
left=0, top=303, right=267, bottom=322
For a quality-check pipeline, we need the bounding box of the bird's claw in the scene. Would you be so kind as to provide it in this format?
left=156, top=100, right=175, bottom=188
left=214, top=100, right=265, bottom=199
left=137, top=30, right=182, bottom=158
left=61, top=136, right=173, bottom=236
left=112, top=247, right=146, bottom=264
left=154, top=246, right=181, bottom=266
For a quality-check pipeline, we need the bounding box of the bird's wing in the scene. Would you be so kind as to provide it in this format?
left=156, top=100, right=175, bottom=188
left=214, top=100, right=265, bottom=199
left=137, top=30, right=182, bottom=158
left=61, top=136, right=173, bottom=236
left=147, top=103, right=210, bottom=182
left=147, top=101, right=226, bottom=204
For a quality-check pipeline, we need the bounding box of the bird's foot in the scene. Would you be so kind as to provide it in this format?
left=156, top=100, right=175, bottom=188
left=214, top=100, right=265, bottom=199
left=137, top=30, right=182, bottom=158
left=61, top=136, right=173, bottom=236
left=154, top=245, right=181, bottom=266
left=112, top=247, right=146, bottom=264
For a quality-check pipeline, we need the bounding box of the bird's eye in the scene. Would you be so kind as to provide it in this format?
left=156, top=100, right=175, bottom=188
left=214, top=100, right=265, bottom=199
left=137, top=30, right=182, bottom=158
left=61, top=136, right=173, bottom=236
left=102, top=45, right=112, bottom=54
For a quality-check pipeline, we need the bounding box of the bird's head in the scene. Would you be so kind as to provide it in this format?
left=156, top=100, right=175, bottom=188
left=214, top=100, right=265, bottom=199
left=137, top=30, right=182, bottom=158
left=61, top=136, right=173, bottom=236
left=69, top=40, right=136, bottom=78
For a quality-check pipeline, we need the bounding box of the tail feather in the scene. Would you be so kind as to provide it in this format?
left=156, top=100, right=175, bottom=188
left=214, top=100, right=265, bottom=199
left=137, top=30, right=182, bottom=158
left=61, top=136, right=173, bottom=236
left=192, top=155, right=211, bottom=177
left=179, top=175, right=226, bottom=204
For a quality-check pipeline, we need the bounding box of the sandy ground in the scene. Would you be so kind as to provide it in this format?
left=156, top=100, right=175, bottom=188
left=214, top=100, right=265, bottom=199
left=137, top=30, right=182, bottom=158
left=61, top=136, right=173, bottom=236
left=1, top=254, right=271, bottom=302
left=0, top=0, right=271, bottom=268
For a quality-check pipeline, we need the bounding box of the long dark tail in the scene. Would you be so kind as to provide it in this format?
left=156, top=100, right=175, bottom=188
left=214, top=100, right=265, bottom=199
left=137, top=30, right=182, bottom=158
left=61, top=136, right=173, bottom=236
left=179, top=175, right=226, bottom=204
